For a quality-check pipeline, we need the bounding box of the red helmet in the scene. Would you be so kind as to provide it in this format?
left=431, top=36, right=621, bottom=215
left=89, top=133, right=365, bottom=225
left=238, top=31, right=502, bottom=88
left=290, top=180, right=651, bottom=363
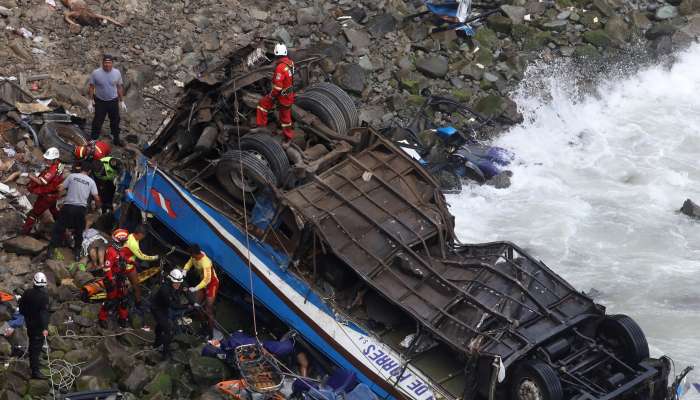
left=74, top=145, right=88, bottom=160
left=93, top=140, right=111, bottom=159
left=111, top=228, right=129, bottom=243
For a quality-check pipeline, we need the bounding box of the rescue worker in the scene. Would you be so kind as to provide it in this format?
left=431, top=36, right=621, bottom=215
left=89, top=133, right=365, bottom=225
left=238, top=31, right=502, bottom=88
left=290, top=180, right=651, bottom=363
left=121, top=224, right=159, bottom=307
left=151, top=268, right=188, bottom=359
left=18, top=272, right=50, bottom=379
left=93, top=156, right=122, bottom=214
left=98, top=229, right=130, bottom=328
left=256, top=43, right=295, bottom=141
left=74, top=140, right=111, bottom=161
left=47, top=161, right=101, bottom=261
left=21, top=147, right=64, bottom=235
left=183, top=244, right=219, bottom=338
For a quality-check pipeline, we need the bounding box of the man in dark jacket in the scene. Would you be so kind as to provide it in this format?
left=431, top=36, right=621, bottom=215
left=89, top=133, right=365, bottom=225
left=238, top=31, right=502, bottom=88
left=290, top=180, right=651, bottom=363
left=150, top=268, right=188, bottom=358
left=18, top=272, right=50, bottom=379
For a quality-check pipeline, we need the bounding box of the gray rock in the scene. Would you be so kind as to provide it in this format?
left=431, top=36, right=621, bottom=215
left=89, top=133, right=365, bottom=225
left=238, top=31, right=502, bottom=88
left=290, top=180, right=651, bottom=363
left=560, top=46, right=575, bottom=56
left=676, top=15, right=700, bottom=41
left=487, top=171, right=513, bottom=189
left=274, top=27, right=292, bottom=46
left=680, top=0, right=700, bottom=15
left=357, top=56, right=375, bottom=71
left=416, top=55, right=449, bottom=78
left=249, top=9, right=268, bottom=21
left=45, top=260, right=70, bottom=283
left=487, top=15, right=513, bottom=34
left=368, top=13, right=397, bottom=37
left=343, top=28, right=370, bottom=54
left=0, top=0, right=17, bottom=8
left=188, top=353, right=228, bottom=386
left=3, top=236, right=46, bottom=256
left=0, top=389, right=22, bottom=400
left=501, top=5, right=527, bottom=24
left=542, top=20, right=568, bottom=32
left=26, top=379, right=49, bottom=397
left=202, top=31, right=220, bottom=51
left=124, top=364, right=151, bottom=393
left=654, top=5, right=678, bottom=20
left=605, top=16, right=630, bottom=45
left=483, top=72, right=500, bottom=82
left=681, top=198, right=700, bottom=219
left=0, top=6, right=11, bottom=17
left=321, top=19, right=341, bottom=36
left=0, top=337, right=11, bottom=357
left=143, top=371, right=172, bottom=397
left=631, top=11, right=652, bottom=30
left=645, top=22, right=677, bottom=39
left=583, top=29, right=612, bottom=47
left=592, top=0, right=615, bottom=16
left=76, top=375, right=111, bottom=392
left=651, top=35, right=673, bottom=56
left=333, top=63, right=366, bottom=95
left=347, top=7, right=367, bottom=24
left=557, top=10, right=571, bottom=20
left=296, top=7, right=321, bottom=25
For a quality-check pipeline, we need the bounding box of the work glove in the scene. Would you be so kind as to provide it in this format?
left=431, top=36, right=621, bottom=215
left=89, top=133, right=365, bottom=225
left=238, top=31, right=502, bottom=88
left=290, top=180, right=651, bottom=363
left=188, top=287, right=197, bottom=293
left=119, top=101, right=127, bottom=113
left=87, top=100, right=94, bottom=113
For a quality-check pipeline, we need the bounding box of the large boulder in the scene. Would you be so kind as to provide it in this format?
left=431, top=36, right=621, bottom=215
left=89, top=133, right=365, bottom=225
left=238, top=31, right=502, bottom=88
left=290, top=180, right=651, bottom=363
left=188, top=353, right=229, bottom=386
left=583, top=30, right=612, bottom=48
left=415, top=56, right=449, bottom=79
left=333, top=63, right=366, bottom=95
left=501, top=5, right=527, bottom=24
left=680, top=199, right=700, bottom=219
left=605, top=16, right=631, bottom=45
left=124, top=364, right=151, bottom=393
left=45, top=260, right=71, bottom=283
left=3, top=236, right=46, bottom=256
left=142, top=371, right=172, bottom=399
left=368, top=13, right=397, bottom=36
left=343, top=28, right=371, bottom=55
left=645, top=22, right=678, bottom=39
left=27, top=379, right=50, bottom=397
left=654, top=5, right=679, bottom=20
left=75, top=375, right=112, bottom=392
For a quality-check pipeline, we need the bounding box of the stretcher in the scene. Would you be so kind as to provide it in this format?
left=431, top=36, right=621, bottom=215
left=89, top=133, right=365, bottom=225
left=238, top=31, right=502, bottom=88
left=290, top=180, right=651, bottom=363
left=80, top=266, right=161, bottom=301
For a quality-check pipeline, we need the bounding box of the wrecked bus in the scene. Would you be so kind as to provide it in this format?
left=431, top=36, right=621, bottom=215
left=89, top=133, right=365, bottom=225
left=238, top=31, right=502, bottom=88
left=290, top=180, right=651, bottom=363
left=120, top=45, right=676, bottom=400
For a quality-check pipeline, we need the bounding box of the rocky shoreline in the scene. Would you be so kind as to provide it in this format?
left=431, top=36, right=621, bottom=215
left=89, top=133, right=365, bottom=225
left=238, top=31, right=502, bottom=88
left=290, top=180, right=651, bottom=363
left=1, top=0, right=699, bottom=398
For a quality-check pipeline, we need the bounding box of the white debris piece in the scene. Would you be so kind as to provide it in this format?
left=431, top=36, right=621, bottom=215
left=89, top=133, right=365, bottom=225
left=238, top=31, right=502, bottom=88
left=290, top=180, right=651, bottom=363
left=174, top=80, right=185, bottom=88
left=17, top=196, right=32, bottom=211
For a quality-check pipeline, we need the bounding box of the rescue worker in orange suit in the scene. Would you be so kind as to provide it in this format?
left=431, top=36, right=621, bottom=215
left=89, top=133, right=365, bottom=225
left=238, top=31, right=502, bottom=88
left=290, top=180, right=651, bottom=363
left=121, top=225, right=160, bottom=308
left=256, top=43, right=295, bottom=141
left=21, top=147, right=64, bottom=234
left=74, top=140, right=111, bottom=161
left=183, top=244, right=219, bottom=338
left=98, top=229, right=131, bottom=328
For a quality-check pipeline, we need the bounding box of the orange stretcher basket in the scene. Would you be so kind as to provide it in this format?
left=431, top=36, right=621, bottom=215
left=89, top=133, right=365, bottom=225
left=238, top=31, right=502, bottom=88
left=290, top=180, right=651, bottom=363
left=81, top=267, right=161, bottom=301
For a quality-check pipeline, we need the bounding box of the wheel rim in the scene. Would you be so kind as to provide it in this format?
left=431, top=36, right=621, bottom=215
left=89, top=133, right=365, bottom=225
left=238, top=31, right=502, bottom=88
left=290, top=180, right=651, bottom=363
left=228, top=170, right=257, bottom=192
left=517, top=379, right=544, bottom=400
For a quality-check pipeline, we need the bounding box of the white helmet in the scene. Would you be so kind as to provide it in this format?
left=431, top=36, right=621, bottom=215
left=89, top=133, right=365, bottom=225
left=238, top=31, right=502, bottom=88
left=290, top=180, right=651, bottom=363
left=274, top=43, right=287, bottom=56
left=168, top=268, right=184, bottom=283
left=43, top=147, right=60, bottom=161
left=33, top=272, right=48, bottom=287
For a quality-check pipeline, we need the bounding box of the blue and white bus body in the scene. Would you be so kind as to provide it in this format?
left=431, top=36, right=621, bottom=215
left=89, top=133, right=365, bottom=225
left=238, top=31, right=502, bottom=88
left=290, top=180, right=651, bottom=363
left=125, top=163, right=443, bottom=400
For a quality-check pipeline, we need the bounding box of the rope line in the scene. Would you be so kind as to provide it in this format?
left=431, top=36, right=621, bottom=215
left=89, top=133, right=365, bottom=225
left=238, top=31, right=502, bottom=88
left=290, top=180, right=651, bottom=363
left=232, top=83, right=259, bottom=338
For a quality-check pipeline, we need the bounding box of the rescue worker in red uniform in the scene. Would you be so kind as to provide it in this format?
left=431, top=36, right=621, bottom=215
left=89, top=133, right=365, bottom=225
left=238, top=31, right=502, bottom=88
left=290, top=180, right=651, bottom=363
left=98, top=229, right=131, bottom=328
left=74, top=140, right=111, bottom=161
left=256, top=43, right=295, bottom=140
left=22, top=147, right=64, bottom=235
